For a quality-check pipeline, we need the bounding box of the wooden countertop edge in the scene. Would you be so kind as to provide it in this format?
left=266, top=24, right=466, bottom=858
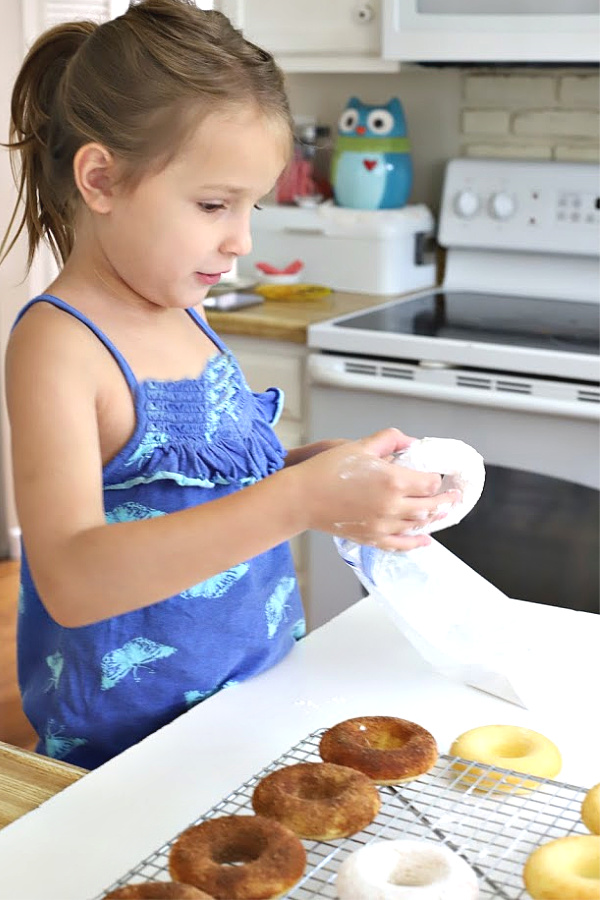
left=207, top=313, right=307, bottom=343
left=0, top=741, right=87, bottom=831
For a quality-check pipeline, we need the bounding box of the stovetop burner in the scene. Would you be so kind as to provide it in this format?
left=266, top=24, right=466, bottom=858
left=336, top=291, right=600, bottom=357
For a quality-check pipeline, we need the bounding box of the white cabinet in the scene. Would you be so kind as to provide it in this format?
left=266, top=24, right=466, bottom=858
left=214, top=0, right=400, bottom=72
left=224, top=335, right=309, bottom=592
left=22, top=0, right=127, bottom=48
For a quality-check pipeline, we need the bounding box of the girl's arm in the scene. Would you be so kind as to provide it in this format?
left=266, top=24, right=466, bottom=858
left=284, top=439, right=348, bottom=467
left=6, top=309, right=453, bottom=629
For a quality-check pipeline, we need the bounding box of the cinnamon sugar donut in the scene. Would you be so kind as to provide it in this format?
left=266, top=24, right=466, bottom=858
left=252, top=761, right=381, bottom=840
left=168, top=814, right=306, bottom=900
left=320, top=717, right=438, bottom=785
left=104, top=884, right=213, bottom=899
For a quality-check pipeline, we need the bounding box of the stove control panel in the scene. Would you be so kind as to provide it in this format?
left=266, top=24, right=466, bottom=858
left=438, top=158, right=599, bottom=257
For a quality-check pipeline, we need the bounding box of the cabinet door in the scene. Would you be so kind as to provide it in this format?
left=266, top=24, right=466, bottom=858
left=225, top=0, right=382, bottom=55
left=216, top=0, right=400, bottom=71
left=23, top=2, right=212, bottom=48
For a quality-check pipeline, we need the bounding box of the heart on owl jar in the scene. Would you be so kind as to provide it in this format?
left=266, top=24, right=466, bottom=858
left=331, top=97, right=413, bottom=210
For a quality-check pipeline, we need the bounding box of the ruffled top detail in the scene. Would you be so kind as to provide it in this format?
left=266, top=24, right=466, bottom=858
left=104, top=350, right=286, bottom=490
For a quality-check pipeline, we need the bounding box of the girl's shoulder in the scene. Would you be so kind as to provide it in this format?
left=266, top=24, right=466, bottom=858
left=6, top=297, right=109, bottom=399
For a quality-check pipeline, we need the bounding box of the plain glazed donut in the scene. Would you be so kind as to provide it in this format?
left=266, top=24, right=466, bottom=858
left=168, top=815, right=306, bottom=900
left=582, top=782, right=600, bottom=834
left=335, top=839, right=479, bottom=899
left=393, top=437, right=485, bottom=534
left=251, top=761, right=380, bottom=840
left=104, top=884, right=213, bottom=899
left=523, top=834, right=600, bottom=900
left=320, top=716, right=438, bottom=785
left=450, top=725, right=561, bottom=793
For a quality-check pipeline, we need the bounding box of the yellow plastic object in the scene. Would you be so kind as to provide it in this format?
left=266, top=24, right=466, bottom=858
left=254, top=283, right=332, bottom=302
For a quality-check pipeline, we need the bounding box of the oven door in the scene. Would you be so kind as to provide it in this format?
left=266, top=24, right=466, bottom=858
left=381, top=0, right=600, bottom=63
left=306, top=352, right=599, bottom=630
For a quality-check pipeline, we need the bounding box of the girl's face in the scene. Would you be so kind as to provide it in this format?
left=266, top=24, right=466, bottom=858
left=95, top=107, right=289, bottom=311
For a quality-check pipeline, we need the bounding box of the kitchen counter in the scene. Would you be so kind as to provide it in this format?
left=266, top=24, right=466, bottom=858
left=0, top=742, right=85, bottom=831
left=206, top=289, right=394, bottom=343
left=0, top=593, right=598, bottom=900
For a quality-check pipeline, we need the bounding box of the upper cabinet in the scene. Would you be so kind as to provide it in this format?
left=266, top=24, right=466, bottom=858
left=381, top=0, right=600, bottom=64
left=214, top=0, right=400, bottom=72
left=22, top=0, right=128, bottom=48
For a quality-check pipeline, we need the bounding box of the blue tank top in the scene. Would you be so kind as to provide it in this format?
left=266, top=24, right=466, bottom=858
left=15, top=295, right=305, bottom=769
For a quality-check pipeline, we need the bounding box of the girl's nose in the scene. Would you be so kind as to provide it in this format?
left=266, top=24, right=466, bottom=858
left=220, top=218, right=253, bottom=258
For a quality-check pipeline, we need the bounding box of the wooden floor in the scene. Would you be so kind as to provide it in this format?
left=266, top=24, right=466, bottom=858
left=0, top=560, right=37, bottom=750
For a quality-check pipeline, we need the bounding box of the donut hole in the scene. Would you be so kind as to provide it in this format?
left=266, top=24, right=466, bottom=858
left=364, top=727, right=409, bottom=752
left=211, top=835, right=263, bottom=866
left=577, top=855, right=600, bottom=880
left=293, top=774, right=350, bottom=801
left=388, top=855, right=449, bottom=887
left=492, top=736, right=533, bottom=759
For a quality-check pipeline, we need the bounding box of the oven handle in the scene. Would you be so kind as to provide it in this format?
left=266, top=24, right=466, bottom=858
left=308, top=355, right=600, bottom=421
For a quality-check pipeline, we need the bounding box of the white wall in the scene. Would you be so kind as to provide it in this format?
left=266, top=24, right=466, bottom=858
left=285, top=66, right=600, bottom=213
left=0, top=0, right=29, bottom=556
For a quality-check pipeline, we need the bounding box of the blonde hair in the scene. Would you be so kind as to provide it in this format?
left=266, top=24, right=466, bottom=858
left=1, top=0, right=292, bottom=270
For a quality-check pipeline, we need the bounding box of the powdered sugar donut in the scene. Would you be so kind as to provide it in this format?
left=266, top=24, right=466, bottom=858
left=335, top=839, right=479, bottom=899
left=394, top=437, right=485, bottom=535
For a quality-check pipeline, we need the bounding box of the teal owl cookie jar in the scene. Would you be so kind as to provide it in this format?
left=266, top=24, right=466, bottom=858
left=331, top=97, right=413, bottom=210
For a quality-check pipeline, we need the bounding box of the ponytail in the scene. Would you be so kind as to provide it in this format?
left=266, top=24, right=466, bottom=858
left=1, top=21, right=96, bottom=269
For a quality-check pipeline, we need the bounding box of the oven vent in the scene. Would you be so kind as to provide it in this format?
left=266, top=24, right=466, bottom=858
left=577, top=389, right=600, bottom=403
left=380, top=365, right=415, bottom=381
left=496, top=379, right=532, bottom=395
left=344, top=361, right=378, bottom=377
left=456, top=375, right=492, bottom=390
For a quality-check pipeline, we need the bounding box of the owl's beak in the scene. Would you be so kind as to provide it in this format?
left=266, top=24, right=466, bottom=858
left=355, top=126, right=366, bottom=135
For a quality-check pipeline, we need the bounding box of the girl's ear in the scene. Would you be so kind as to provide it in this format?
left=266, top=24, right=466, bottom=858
left=73, top=143, right=118, bottom=214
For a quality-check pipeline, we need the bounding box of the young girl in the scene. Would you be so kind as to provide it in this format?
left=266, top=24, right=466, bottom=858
left=1, top=0, right=458, bottom=769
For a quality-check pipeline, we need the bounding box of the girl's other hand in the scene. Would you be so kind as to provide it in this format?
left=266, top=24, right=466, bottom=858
left=299, top=428, right=461, bottom=552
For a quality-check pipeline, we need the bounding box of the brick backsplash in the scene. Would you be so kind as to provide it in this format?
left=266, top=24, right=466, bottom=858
left=460, top=70, right=599, bottom=162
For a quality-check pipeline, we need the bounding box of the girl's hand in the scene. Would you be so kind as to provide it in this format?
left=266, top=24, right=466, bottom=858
left=298, top=428, right=461, bottom=552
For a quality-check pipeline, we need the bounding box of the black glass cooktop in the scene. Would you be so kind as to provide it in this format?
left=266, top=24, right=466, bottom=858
left=337, top=291, right=600, bottom=356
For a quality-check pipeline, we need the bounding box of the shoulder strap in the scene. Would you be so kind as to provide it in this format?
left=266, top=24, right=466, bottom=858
left=186, top=306, right=228, bottom=353
left=14, top=294, right=138, bottom=391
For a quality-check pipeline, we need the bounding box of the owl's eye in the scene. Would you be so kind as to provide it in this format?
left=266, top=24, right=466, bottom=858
left=366, top=109, right=395, bottom=135
left=338, top=108, right=359, bottom=133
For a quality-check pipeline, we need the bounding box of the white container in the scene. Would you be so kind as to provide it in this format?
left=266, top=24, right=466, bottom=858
left=240, top=203, right=437, bottom=296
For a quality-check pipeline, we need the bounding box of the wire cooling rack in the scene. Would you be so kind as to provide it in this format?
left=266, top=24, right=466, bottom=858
left=97, top=729, right=589, bottom=900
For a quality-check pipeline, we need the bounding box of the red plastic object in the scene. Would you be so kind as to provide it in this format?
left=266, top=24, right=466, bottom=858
left=255, top=259, right=304, bottom=275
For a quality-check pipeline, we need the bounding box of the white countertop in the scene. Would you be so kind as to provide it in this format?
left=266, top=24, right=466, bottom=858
left=0, top=594, right=598, bottom=900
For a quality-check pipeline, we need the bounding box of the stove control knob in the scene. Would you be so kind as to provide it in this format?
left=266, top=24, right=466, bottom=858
left=453, top=189, right=479, bottom=218
left=489, top=192, right=516, bottom=220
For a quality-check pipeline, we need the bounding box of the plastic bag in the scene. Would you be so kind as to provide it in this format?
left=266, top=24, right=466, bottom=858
left=335, top=536, right=542, bottom=707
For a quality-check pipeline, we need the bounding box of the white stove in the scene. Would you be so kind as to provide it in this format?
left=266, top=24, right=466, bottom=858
left=306, top=159, right=600, bottom=627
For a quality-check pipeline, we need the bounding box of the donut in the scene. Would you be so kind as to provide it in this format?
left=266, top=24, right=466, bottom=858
left=319, top=716, right=438, bottom=785
left=251, top=761, right=381, bottom=840
left=168, top=814, right=306, bottom=900
left=582, top=782, right=600, bottom=834
left=104, top=884, right=213, bottom=899
left=523, top=834, right=600, bottom=900
left=450, top=725, right=561, bottom=793
left=335, top=839, right=479, bottom=899
left=393, top=437, right=485, bottom=534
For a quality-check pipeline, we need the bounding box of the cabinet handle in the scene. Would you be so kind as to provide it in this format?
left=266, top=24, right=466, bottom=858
left=284, top=227, right=326, bottom=235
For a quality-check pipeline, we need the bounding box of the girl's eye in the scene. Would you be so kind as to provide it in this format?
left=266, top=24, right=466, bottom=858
left=254, top=204, right=263, bottom=210
left=197, top=202, right=225, bottom=213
